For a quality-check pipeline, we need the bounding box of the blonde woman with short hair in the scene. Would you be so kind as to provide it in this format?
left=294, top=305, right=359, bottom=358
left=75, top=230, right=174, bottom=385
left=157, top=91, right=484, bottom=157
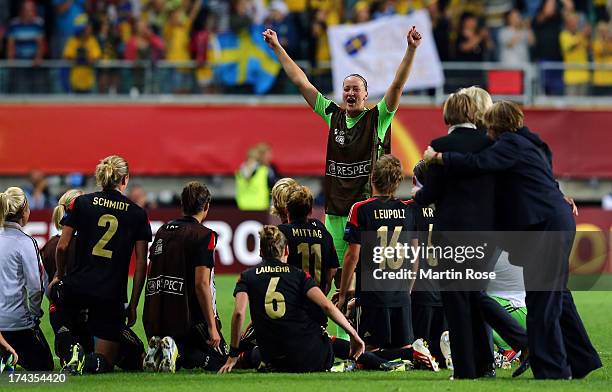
left=0, top=187, right=54, bottom=370
left=414, top=92, right=497, bottom=379
left=458, top=86, right=493, bottom=130
left=270, top=177, right=299, bottom=223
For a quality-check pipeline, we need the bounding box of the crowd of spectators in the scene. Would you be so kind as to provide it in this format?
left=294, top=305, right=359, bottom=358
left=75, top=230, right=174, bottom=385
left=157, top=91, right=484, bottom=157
left=19, top=169, right=178, bottom=211
left=0, top=0, right=611, bottom=95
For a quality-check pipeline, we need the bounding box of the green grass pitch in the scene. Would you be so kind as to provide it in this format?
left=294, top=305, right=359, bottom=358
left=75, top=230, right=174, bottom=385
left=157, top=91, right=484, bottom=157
left=7, top=275, right=611, bottom=391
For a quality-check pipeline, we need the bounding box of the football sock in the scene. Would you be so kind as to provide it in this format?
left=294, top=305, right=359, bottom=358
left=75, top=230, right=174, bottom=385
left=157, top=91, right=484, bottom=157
left=116, top=329, right=145, bottom=371
left=331, top=338, right=390, bottom=369
left=331, top=337, right=350, bottom=358
left=250, top=347, right=263, bottom=368
left=84, top=353, right=112, bottom=374
left=54, top=328, right=75, bottom=365
left=374, top=347, right=414, bottom=361
left=358, top=352, right=388, bottom=369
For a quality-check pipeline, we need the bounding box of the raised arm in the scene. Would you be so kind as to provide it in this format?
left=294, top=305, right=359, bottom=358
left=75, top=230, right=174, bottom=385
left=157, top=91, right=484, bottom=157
left=263, top=29, right=319, bottom=109
left=187, top=0, right=202, bottom=24
left=383, top=26, right=422, bottom=112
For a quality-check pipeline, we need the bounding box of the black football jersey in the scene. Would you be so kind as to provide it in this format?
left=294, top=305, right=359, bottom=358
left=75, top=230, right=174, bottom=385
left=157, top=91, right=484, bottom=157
left=234, top=259, right=327, bottom=363
left=278, top=218, right=339, bottom=291
left=40, top=234, right=79, bottom=279
left=61, top=190, right=152, bottom=301
left=344, top=197, right=417, bottom=307
left=409, top=203, right=442, bottom=306
left=144, top=216, right=217, bottom=336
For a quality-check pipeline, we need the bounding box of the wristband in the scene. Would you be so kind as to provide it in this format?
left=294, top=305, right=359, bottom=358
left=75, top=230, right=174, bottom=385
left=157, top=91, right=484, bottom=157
left=229, top=345, right=240, bottom=358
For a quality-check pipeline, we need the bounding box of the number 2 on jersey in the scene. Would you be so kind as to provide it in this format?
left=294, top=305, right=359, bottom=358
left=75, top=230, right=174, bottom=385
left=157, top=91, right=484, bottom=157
left=297, top=243, right=322, bottom=285
left=264, top=277, right=286, bottom=319
left=92, top=214, right=118, bottom=259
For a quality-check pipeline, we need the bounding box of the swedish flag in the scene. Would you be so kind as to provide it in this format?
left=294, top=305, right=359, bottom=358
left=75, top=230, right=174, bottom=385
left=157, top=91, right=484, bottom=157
left=212, top=25, right=281, bottom=94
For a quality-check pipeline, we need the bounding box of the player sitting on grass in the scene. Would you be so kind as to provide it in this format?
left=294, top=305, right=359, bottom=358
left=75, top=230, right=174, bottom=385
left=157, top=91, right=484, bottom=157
left=143, top=181, right=228, bottom=373
left=235, top=178, right=300, bottom=358
left=219, top=226, right=365, bottom=373
left=338, top=155, right=439, bottom=371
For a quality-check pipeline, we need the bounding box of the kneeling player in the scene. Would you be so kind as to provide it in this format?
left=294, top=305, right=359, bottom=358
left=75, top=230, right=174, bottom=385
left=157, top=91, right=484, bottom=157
left=219, top=226, right=364, bottom=373
left=41, top=189, right=93, bottom=365
left=279, top=185, right=339, bottom=296
left=143, top=181, right=228, bottom=372
left=49, top=156, right=152, bottom=374
left=338, top=155, right=438, bottom=370
left=44, top=189, right=145, bottom=371
left=409, top=161, right=450, bottom=368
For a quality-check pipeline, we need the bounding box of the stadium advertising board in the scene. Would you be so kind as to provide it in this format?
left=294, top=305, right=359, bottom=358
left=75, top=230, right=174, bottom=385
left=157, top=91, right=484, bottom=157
left=1, top=105, right=611, bottom=178
left=26, top=208, right=268, bottom=274
left=23, top=207, right=612, bottom=276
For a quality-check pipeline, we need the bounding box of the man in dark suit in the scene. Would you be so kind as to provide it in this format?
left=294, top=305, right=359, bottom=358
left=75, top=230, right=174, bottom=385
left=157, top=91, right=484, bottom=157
left=414, top=93, right=496, bottom=379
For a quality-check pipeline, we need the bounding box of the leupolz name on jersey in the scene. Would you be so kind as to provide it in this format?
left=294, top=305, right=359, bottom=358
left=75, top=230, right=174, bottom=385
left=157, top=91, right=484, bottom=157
left=92, top=197, right=130, bottom=211
left=291, top=228, right=323, bottom=238
left=256, top=265, right=291, bottom=274
left=373, top=209, right=406, bottom=220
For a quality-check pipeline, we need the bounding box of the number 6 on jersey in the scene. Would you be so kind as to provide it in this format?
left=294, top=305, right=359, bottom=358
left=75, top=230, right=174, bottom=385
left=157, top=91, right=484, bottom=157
left=264, top=277, right=286, bottom=319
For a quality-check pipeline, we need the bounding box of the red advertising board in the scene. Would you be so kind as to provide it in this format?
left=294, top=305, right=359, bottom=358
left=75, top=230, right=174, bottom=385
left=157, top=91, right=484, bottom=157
left=26, top=207, right=269, bottom=274
left=23, top=206, right=612, bottom=275
left=0, top=104, right=610, bottom=178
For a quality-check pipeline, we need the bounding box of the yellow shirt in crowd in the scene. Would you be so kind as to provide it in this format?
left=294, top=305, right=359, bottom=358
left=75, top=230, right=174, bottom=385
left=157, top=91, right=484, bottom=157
left=285, top=0, right=306, bottom=12
left=164, top=20, right=192, bottom=62
left=592, top=38, right=612, bottom=86
left=63, top=36, right=102, bottom=92
left=560, top=30, right=590, bottom=85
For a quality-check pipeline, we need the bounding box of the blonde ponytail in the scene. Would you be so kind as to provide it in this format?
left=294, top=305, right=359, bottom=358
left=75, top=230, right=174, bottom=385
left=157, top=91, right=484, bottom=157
left=259, top=225, right=288, bottom=259
left=52, top=189, right=83, bottom=231
left=95, top=155, right=129, bottom=191
left=0, top=192, right=9, bottom=226
left=0, top=187, right=27, bottom=226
